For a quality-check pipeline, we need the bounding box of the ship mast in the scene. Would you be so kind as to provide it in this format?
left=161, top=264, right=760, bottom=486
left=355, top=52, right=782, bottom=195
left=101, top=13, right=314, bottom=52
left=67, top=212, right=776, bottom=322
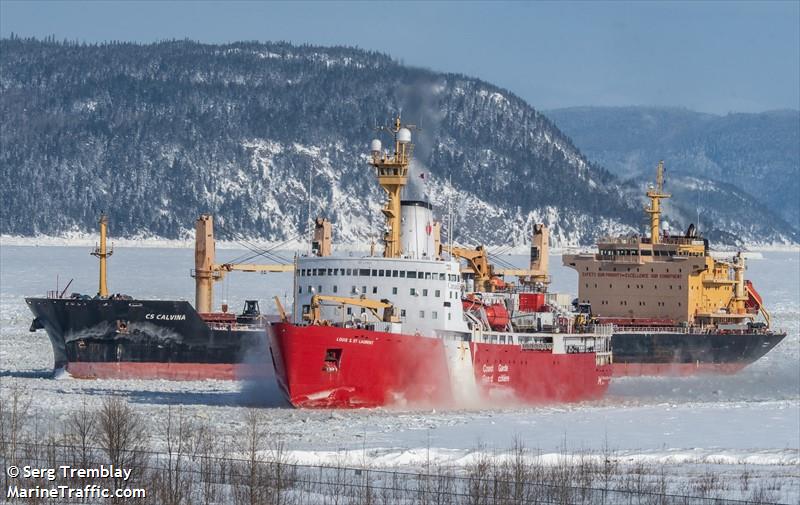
left=645, top=161, right=671, bottom=244
left=369, top=117, right=416, bottom=258
left=90, top=213, right=113, bottom=298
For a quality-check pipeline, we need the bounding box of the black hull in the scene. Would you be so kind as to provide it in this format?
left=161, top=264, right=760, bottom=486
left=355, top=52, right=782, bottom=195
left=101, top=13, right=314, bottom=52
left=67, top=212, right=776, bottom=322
left=610, top=330, right=787, bottom=375
left=25, top=297, right=268, bottom=379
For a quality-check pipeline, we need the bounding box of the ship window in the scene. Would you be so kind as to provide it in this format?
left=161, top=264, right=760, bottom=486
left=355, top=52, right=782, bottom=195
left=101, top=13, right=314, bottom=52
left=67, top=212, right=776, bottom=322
left=372, top=286, right=378, bottom=294
left=418, top=271, right=424, bottom=279
left=361, top=286, right=367, bottom=294
left=679, top=269, right=682, bottom=273
left=670, top=285, right=673, bottom=289
left=419, top=311, right=425, bottom=318
left=410, top=288, right=417, bottom=295
left=319, top=269, right=326, bottom=276
left=361, top=308, right=366, bottom=314
left=666, top=268, right=669, bottom=273
left=407, top=271, right=417, bottom=279
left=448, top=313, right=452, bottom=321
left=432, top=311, right=438, bottom=319
left=400, top=309, right=406, bottom=317
left=346, top=269, right=352, bottom=275
left=328, top=269, right=333, bottom=275
left=372, top=269, right=378, bottom=276
left=298, top=286, right=302, bottom=293
left=347, top=307, right=352, bottom=315
left=359, top=269, right=370, bottom=276
left=393, top=270, right=399, bottom=277
left=678, top=302, right=682, bottom=306
left=379, top=269, right=385, bottom=277
left=444, top=301, right=451, bottom=307
left=627, top=285, right=630, bottom=289
left=609, top=284, right=612, bottom=288
left=425, top=272, right=432, bottom=280
left=392, top=287, right=398, bottom=295
left=613, top=267, right=616, bottom=271
left=351, top=285, right=356, bottom=294
left=400, top=271, right=406, bottom=278
left=307, top=285, right=312, bottom=293
left=439, top=273, right=445, bottom=280
left=423, top=289, right=428, bottom=296
left=318, top=285, right=322, bottom=293
left=333, top=285, right=338, bottom=293
left=594, top=284, right=597, bottom=288
left=435, top=290, right=441, bottom=297
left=585, top=283, right=589, bottom=288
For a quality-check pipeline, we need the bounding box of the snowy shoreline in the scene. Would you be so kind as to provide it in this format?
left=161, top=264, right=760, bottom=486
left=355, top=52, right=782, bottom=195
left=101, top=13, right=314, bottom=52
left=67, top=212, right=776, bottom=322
left=2, top=234, right=799, bottom=254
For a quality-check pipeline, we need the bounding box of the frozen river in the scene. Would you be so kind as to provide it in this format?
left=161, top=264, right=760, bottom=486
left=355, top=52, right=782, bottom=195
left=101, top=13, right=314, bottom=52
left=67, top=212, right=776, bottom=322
left=1, top=245, right=798, bottom=500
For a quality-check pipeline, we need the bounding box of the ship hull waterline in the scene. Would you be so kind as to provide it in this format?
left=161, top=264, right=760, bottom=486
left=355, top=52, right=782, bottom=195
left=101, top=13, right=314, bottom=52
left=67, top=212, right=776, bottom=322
left=268, top=322, right=611, bottom=409
left=25, top=297, right=270, bottom=381
left=610, top=331, right=786, bottom=377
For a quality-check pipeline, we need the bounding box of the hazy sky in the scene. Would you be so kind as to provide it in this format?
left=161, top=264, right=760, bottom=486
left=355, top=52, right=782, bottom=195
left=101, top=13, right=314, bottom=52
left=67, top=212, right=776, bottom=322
left=2, top=1, right=798, bottom=114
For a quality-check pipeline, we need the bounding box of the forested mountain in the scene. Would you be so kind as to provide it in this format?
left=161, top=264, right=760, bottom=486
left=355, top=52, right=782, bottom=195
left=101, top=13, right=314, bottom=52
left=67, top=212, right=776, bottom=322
left=546, top=107, right=800, bottom=234
left=0, top=38, right=795, bottom=246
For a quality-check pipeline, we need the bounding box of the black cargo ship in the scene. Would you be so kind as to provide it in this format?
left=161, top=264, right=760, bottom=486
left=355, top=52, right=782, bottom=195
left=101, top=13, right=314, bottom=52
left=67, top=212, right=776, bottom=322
left=23, top=214, right=287, bottom=380
left=27, top=296, right=269, bottom=380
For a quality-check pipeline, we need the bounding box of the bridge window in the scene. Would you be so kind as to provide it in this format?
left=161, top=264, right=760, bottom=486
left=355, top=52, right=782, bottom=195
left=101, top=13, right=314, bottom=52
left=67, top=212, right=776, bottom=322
left=418, top=271, right=424, bottom=279
left=392, top=287, right=398, bottom=295
left=392, top=270, right=399, bottom=277
left=407, top=271, right=417, bottom=279
left=359, top=269, right=370, bottom=276
left=425, top=272, right=432, bottom=280
left=319, top=270, right=326, bottom=276
left=379, top=269, right=385, bottom=277
left=372, top=269, right=378, bottom=276
left=399, top=270, right=406, bottom=278
left=439, top=273, right=445, bottom=280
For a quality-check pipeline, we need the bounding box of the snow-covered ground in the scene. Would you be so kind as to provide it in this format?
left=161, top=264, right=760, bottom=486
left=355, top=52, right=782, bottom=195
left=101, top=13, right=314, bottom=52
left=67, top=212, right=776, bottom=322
left=1, top=246, right=798, bottom=502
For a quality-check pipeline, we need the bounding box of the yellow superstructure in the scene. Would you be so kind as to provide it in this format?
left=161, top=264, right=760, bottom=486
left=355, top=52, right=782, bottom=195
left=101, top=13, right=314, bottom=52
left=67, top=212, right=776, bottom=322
left=563, top=162, right=769, bottom=327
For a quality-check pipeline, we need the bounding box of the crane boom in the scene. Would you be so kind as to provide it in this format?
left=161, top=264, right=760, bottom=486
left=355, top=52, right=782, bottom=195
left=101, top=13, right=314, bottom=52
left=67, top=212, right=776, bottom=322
left=304, top=294, right=399, bottom=325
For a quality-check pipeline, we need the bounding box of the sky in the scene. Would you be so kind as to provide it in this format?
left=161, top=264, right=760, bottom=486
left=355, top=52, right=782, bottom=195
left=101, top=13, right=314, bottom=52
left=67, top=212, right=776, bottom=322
left=1, top=1, right=798, bottom=114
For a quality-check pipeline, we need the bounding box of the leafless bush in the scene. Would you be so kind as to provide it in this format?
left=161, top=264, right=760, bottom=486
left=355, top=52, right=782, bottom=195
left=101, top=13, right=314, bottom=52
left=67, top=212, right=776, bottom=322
left=97, top=396, right=150, bottom=502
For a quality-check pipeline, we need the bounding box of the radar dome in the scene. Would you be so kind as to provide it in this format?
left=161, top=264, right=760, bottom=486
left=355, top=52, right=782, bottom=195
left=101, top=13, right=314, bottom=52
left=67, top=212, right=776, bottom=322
left=397, top=127, right=412, bottom=144
left=370, top=139, right=382, bottom=154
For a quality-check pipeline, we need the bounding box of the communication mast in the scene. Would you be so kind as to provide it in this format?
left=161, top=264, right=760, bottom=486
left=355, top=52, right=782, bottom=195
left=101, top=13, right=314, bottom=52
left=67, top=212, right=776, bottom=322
left=369, top=117, right=417, bottom=258
left=90, top=214, right=113, bottom=298
left=645, top=160, right=671, bottom=244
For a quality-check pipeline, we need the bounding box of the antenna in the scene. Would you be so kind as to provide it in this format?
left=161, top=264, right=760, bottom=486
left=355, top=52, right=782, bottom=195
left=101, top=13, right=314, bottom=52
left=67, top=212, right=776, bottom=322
left=307, top=163, right=313, bottom=254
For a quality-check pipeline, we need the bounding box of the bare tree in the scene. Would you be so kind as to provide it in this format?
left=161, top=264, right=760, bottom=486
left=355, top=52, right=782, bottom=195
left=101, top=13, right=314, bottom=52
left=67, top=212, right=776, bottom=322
left=97, top=396, right=149, bottom=502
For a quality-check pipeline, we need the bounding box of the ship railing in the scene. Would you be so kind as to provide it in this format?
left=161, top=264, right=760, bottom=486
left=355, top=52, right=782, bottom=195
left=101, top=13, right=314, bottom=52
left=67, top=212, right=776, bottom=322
left=613, top=325, right=768, bottom=335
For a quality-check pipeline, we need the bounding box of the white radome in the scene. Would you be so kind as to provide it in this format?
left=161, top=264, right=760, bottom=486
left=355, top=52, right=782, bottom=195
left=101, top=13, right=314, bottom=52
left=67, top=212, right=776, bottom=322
left=397, top=127, right=412, bottom=144
left=370, top=139, right=382, bottom=154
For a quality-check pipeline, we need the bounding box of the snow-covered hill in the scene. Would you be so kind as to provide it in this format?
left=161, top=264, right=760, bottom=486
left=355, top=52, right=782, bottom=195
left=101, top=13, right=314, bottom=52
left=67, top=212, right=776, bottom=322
left=0, top=39, right=793, bottom=245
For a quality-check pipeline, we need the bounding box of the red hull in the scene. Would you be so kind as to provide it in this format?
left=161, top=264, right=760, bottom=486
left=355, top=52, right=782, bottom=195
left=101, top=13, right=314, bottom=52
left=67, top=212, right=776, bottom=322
left=269, top=323, right=611, bottom=408
left=612, top=362, right=748, bottom=377
left=65, top=362, right=265, bottom=381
